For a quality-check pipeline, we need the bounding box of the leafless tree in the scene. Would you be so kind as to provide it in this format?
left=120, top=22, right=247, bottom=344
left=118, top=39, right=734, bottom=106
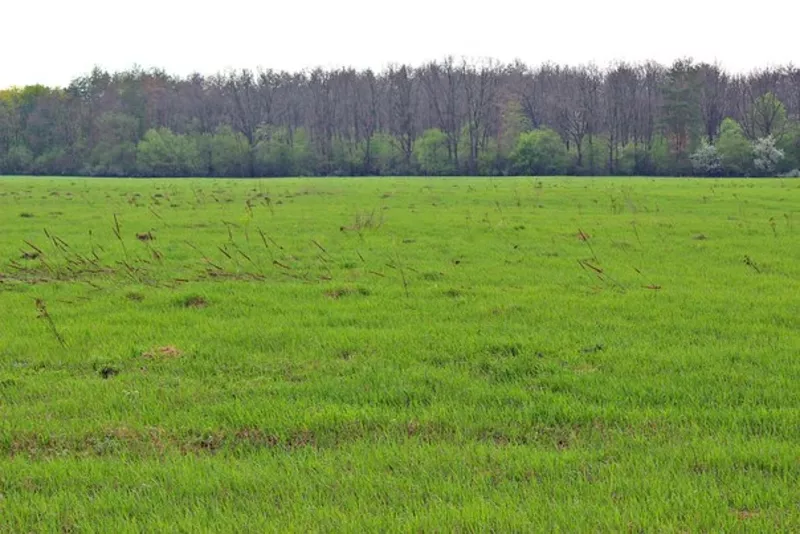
left=419, top=57, right=464, bottom=170
left=697, top=62, right=729, bottom=142
left=462, top=59, right=501, bottom=174
left=387, top=65, right=417, bottom=170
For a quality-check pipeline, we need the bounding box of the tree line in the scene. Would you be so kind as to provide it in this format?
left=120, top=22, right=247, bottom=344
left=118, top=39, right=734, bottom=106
left=1, top=58, right=800, bottom=178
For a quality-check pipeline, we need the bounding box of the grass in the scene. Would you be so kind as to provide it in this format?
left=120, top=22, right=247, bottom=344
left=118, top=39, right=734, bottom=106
left=0, top=176, right=799, bottom=531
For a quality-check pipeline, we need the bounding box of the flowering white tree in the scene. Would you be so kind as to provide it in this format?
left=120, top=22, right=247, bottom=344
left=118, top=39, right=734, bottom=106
left=690, top=143, right=722, bottom=177
left=752, top=136, right=784, bottom=176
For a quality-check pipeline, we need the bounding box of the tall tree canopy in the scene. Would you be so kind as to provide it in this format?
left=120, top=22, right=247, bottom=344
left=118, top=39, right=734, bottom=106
left=2, top=59, right=800, bottom=177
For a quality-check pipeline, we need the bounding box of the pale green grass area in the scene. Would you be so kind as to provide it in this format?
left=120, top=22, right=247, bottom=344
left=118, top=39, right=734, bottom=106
left=0, top=177, right=799, bottom=531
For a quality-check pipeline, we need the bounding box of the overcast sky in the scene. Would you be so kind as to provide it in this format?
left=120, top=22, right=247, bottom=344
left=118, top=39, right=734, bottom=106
left=3, top=0, right=797, bottom=88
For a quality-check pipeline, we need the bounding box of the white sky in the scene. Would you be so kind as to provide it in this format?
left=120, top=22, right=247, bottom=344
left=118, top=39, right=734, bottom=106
left=2, top=0, right=798, bottom=88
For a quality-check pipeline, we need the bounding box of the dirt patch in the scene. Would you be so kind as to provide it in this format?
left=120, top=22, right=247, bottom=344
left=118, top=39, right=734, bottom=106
left=574, top=364, right=599, bottom=374
left=325, top=288, right=351, bottom=299
left=126, top=292, right=145, bottom=302
left=734, top=509, right=760, bottom=520
left=324, top=287, right=370, bottom=299
left=182, top=295, right=208, bottom=308
left=234, top=428, right=280, bottom=447
left=99, top=366, right=119, bottom=379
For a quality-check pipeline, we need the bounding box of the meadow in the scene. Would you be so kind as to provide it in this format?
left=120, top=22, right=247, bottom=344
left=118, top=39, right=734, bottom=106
left=0, top=176, right=798, bottom=532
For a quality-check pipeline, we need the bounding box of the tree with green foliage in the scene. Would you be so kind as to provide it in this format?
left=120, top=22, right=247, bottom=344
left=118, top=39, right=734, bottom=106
left=289, top=128, right=317, bottom=176
left=329, top=137, right=364, bottom=176
left=253, top=126, right=319, bottom=177
left=498, top=100, right=531, bottom=159
left=510, top=128, right=568, bottom=175
left=194, top=126, right=251, bottom=177
left=369, top=133, right=404, bottom=175
left=574, top=134, right=605, bottom=176
left=255, top=126, right=296, bottom=177
left=716, top=118, right=752, bottom=176
left=660, top=59, right=702, bottom=173
left=85, top=112, right=139, bottom=176
left=1, top=145, right=33, bottom=174
left=776, top=121, right=800, bottom=172
left=0, top=97, right=15, bottom=163
left=415, top=129, right=455, bottom=175
left=32, top=147, right=77, bottom=175
left=476, top=138, right=504, bottom=175
left=744, top=93, right=788, bottom=140
left=618, top=135, right=673, bottom=176
left=137, top=128, right=201, bottom=176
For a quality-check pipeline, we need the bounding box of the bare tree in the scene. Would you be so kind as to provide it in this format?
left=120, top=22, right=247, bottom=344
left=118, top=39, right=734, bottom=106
left=387, top=65, right=417, bottom=171
left=462, top=59, right=501, bottom=174
left=419, top=57, right=463, bottom=171
left=604, top=62, right=638, bottom=173
left=222, top=69, right=266, bottom=175
left=697, top=62, right=729, bottom=143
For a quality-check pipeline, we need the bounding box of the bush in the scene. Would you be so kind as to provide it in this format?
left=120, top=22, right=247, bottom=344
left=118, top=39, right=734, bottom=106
left=510, top=128, right=568, bottom=175
left=717, top=118, right=752, bottom=176
left=415, top=129, right=455, bottom=175
left=690, top=143, right=722, bottom=177
left=752, top=136, right=784, bottom=177
left=137, top=128, right=201, bottom=176
left=2, top=145, right=34, bottom=174
left=195, top=126, right=251, bottom=177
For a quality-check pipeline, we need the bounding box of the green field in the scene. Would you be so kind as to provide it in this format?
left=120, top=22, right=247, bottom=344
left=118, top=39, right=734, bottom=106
left=1, top=176, right=799, bottom=532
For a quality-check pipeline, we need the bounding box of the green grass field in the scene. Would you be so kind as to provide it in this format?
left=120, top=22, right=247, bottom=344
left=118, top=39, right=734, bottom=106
left=1, top=176, right=799, bottom=532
